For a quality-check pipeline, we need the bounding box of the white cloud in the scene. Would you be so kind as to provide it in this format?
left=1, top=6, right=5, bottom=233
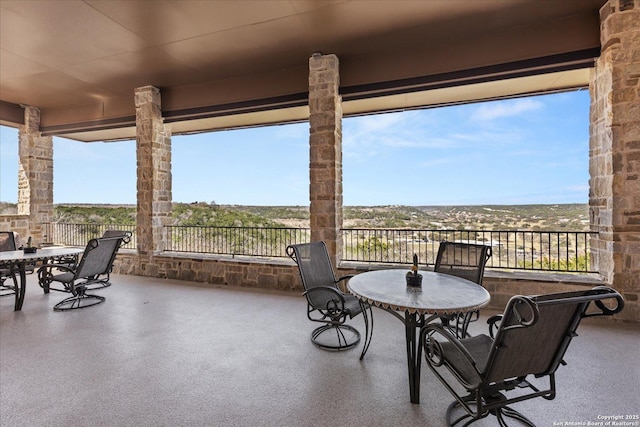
left=471, top=98, right=543, bottom=121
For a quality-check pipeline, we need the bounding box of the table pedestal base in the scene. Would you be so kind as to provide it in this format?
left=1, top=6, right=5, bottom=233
left=405, top=312, right=425, bottom=404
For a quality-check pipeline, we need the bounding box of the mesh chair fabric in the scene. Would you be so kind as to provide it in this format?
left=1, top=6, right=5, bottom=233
left=435, top=242, right=491, bottom=285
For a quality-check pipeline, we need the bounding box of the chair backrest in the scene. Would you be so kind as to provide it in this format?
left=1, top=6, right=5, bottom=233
left=434, top=241, right=492, bottom=285
left=286, top=242, right=340, bottom=309
left=102, top=230, right=132, bottom=246
left=483, top=287, right=624, bottom=384
left=0, top=232, right=17, bottom=252
left=74, top=236, right=124, bottom=280
left=102, top=229, right=130, bottom=238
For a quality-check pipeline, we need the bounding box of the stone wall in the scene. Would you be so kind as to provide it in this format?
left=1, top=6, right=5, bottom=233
left=17, top=106, right=53, bottom=245
left=134, top=86, right=172, bottom=255
left=111, top=253, right=629, bottom=322
left=589, top=0, right=640, bottom=322
left=308, top=53, right=344, bottom=264
left=0, top=215, right=29, bottom=243
left=112, top=252, right=301, bottom=292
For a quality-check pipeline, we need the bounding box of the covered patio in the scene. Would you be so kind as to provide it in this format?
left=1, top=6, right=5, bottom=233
left=1, top=0, right=638, bottom=323
left=1, top=273, right=638, bottom=426
left=1, top=1, right=639, bottom=424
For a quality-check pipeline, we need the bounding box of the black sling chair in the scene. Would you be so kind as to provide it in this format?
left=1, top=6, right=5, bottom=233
left=422, top=286, right=624, bottom=426
left=37, top=236, right=124, bottom=311
left=434, top=241, right=492, bottom=338
left=287, top=241, right=373, bottom=359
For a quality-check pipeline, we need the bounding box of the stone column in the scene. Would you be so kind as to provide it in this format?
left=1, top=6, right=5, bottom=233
left=308, top=53, right=344, bottom=265
left=135, top=86, right=172, bottom=256
left=589, top=0, right=639, bottom=321
left=17, top=106, right=53, bottom=245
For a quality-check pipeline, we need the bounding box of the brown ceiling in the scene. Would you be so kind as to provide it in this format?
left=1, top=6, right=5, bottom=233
left=0, top=0, right=605, bottom=141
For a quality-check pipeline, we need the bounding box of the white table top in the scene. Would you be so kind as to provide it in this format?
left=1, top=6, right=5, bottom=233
left=0, top=247, right=84, bottom=264
left=348, top=269, right=490, bottom=315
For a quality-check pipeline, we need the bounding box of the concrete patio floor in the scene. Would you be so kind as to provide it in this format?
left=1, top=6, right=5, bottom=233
left=1, top=273, right=638, bottom=427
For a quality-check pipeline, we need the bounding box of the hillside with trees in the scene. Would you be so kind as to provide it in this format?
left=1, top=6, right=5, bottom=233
left=0, top=202, right=589, bottom=231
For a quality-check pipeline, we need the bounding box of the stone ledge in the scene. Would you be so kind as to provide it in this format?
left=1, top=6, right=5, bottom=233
left=339, top=261, right=605, bottom=286
left=155, top=251, right=295, bottom=266
left=483, top=269, right=604, bottom=286
left=116, top=251, right=606, bottom=287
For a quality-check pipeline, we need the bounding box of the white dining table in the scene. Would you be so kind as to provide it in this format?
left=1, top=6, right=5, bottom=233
left=348, top=269, right=491, bottom=404
left=0, top=247, right=84, bottom=311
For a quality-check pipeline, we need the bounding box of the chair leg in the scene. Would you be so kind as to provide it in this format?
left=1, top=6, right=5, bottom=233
left=359, top=302, right=374, bottom=360
left=446, top=394, right=536, bottom=427
left=310, top=324, right=360, bottom=351
left=446, top=399, right=490, bottom=427
left=497, top=406, right=536, bottom=427
left=53, top=288, right=105, bottom=311
left=0, top=272, right=19, bottom=297
left=37, top=268, right=53, bottom=294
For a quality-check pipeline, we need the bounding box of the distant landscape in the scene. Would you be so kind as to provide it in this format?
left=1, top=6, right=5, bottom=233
left=0, top=202, right=589, bottom=231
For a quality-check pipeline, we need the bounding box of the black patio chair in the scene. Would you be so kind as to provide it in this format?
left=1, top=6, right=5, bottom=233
left=37, top=235, right=124, bottom=311
left=422, top=286, right=624, bottom=426
left=38, top=230, right=130, bottom=294
left=434, top=241, right=492, bottom=338
left=287, top=241, right=373, bottom=359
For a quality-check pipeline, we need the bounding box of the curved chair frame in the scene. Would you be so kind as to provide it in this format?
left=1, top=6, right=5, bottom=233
left=38, top=236, right=124, bottom=311
left=422, top=286, right=624, bottom=426
left=287, top=242, right=373, bottom=359
left=38, top=230, right=130, bottom=294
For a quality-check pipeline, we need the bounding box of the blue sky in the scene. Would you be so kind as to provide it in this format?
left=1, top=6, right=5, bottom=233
left=0, top=89, right=590, bottom=206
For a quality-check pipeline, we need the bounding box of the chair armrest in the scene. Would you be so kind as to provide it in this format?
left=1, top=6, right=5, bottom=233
left=304, top=286, right=346, bottom=304
left=37, top=264, right=76, bottom=275
left=487, top=314, right=503, bottom=339
left=335, top=274, right=354, bottom=292
left=422, top=323, right=483, bottom=389
left=585, top=286, right=625, bottom=317
left=304, top=286, right=348, bottom=318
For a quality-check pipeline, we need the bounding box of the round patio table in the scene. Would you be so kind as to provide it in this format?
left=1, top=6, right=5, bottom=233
left=348, top=269, right=490, bottom=404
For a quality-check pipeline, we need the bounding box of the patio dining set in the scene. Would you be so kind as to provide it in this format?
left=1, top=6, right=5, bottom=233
left=287, top=240, right=625, bottom=426
left=0, top=230, right=130, bottom=312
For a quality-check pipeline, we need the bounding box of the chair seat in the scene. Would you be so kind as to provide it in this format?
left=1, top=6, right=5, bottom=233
left=440, top=334, right=492, bottom=386
left=344, top=293, right=363, bottom=318
left=52, top=272, right=75, bottom=284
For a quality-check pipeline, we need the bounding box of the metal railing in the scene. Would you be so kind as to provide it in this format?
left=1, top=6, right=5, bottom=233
left=342, top=228, right=597, bottom=273
left=43, top=223, right=597, bottom=272
left=44, top=223, right=137, bottom=249
left=166, top=225, right=311, bottom=257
